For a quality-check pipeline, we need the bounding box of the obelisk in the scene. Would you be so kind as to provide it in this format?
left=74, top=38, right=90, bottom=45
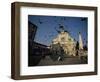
left=79, top=32, right=83, bottom=50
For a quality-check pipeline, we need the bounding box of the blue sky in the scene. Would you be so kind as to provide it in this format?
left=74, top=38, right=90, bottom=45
left=28, top=15, right=88, bottom=46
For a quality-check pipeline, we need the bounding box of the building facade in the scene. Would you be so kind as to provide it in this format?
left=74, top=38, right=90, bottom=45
left=51, top=26, right=76, bottom=56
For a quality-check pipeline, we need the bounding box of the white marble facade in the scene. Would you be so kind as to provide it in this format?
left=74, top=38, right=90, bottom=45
left=51, top=26, right=83, bottom=56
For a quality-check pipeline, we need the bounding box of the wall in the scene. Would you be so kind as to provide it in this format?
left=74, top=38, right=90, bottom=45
left=0, top=0, right=100, bottom=82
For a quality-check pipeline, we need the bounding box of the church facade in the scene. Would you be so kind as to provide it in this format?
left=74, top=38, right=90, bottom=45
left=50, top=26, right=84, bottom=57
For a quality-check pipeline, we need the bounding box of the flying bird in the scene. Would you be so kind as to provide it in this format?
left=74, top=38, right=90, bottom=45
left=63, top=17, right=66, bottom=20
left=38, top=19, right=43, bottom=24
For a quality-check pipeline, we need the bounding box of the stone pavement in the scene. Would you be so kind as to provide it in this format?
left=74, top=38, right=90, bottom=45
left=37, top=55, right=86, bottom=66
